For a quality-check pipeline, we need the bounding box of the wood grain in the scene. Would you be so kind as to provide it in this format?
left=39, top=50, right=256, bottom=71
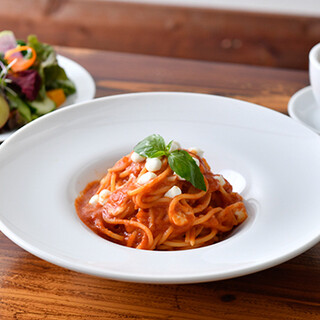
left=1, top=231, right=319, bottom=320
left=56, top=46, right=309, bottom=114
left=0, top=0, right=319, bottom=69
left=0, top=47, right=319, bottom=320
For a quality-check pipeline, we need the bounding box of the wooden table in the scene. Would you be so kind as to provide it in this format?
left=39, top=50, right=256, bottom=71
left=1, top=47, right=319, bottom=320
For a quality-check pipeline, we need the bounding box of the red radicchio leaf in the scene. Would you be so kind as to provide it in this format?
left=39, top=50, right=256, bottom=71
left=7, top=69, right=42, bottom=101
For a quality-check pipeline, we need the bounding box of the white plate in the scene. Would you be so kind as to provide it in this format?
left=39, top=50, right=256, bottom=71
left=0, top=55, right=96, bottom=141
left=288, top=86, right=320, bottom=134
left=0, top=92, right=319, bottom=284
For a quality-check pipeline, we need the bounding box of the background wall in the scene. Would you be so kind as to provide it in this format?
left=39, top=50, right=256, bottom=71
left=116, top=0, right=320, bottom=16
left=0, top=0, right=319, bottom=69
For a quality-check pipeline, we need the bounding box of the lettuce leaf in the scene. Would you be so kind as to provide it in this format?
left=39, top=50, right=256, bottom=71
left=27, top=35, right=76, bottom=96
left=27, top=34, right=57, bottom=68
left=44, top=65, right=76, bottom=96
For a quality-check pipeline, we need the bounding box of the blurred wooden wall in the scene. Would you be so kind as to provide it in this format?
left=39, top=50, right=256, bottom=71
left=0, top=0, right=319, bottom=69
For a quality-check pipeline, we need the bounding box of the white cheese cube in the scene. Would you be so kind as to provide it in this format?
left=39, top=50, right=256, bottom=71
left=98, top=189, right=111, bottom=205
left=169, top=140, right=181, bottom=152
left=145, top=157, right=162, bottom=172
left=131, top=152, right=145, bottom=163
left=137, top=172, right=157, bottom=185
left=214, top=175, right=226, bottom=186
left=188, top=147, right=204, bottom=158
left=164, top=186, right=182, bottom=198
left=89, top=194, right=99, bottom=205
left=192, top=157, right=200, bottom=166
left=234, top=209, right=247, bottom=223
left=173, top=172, right=185, bottom=181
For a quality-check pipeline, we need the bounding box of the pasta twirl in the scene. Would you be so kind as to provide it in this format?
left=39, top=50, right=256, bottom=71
left=75, top=139, right=248, bottom=251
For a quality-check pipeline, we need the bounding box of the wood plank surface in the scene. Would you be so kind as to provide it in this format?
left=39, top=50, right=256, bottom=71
left=56, top=46, right=309, bottom=114
left=0, top=47, right=319, bottom=320
left=0, top=0, right=319, bottom=69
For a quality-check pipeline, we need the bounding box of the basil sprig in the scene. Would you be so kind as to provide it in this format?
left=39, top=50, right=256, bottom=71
left=134, top=134, right=168, bottom=158
left=134, top=134, right=206, bottom=191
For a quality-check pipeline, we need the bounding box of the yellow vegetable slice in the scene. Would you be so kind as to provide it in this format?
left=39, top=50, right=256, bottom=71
left=0, top=95, right=10, bottom=129
left=46, top=89, right=66, bottom=108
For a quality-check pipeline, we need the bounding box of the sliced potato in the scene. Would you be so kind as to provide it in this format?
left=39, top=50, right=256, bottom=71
left=0, top=95, right=10, bottom=129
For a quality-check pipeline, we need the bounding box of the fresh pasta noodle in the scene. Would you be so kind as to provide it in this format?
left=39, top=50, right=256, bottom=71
left=75, top=136, right=247, bottom=250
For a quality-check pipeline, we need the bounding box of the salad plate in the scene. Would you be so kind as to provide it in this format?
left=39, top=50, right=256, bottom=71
left=0, top=55, right=95, bottom=141
left=0, top=92, right=319, bottom=284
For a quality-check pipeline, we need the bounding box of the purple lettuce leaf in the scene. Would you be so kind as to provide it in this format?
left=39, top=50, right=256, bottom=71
left=7, top=69, right=42, bottom=101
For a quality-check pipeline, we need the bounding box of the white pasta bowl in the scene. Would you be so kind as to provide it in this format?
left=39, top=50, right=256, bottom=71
left=0, top=92, right=319, bottom=284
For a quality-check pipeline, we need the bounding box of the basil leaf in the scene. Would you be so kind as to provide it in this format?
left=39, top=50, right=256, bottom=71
left=134, top=134, right=167, bottom=158
left=150, top=150, right=167, bottom=158
left=166, top=140, right=173, bottom=152
left=133, top=134, right=207, bottom=191
left=168, top=150, right=206, bottom=191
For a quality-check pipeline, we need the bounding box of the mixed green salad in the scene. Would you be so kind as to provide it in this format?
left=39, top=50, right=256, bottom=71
left=0, top=31, right=76, bottom=132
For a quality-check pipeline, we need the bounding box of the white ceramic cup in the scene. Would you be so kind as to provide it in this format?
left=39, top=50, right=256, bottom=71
left=309, top=43, right=320, bottom=107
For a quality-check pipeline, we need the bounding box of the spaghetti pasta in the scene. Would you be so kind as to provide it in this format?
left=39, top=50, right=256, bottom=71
left=75, top=139, right=247, bottom=250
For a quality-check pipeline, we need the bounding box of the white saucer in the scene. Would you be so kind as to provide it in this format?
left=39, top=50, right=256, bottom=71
left=288, top=86, right=320, bottom=134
